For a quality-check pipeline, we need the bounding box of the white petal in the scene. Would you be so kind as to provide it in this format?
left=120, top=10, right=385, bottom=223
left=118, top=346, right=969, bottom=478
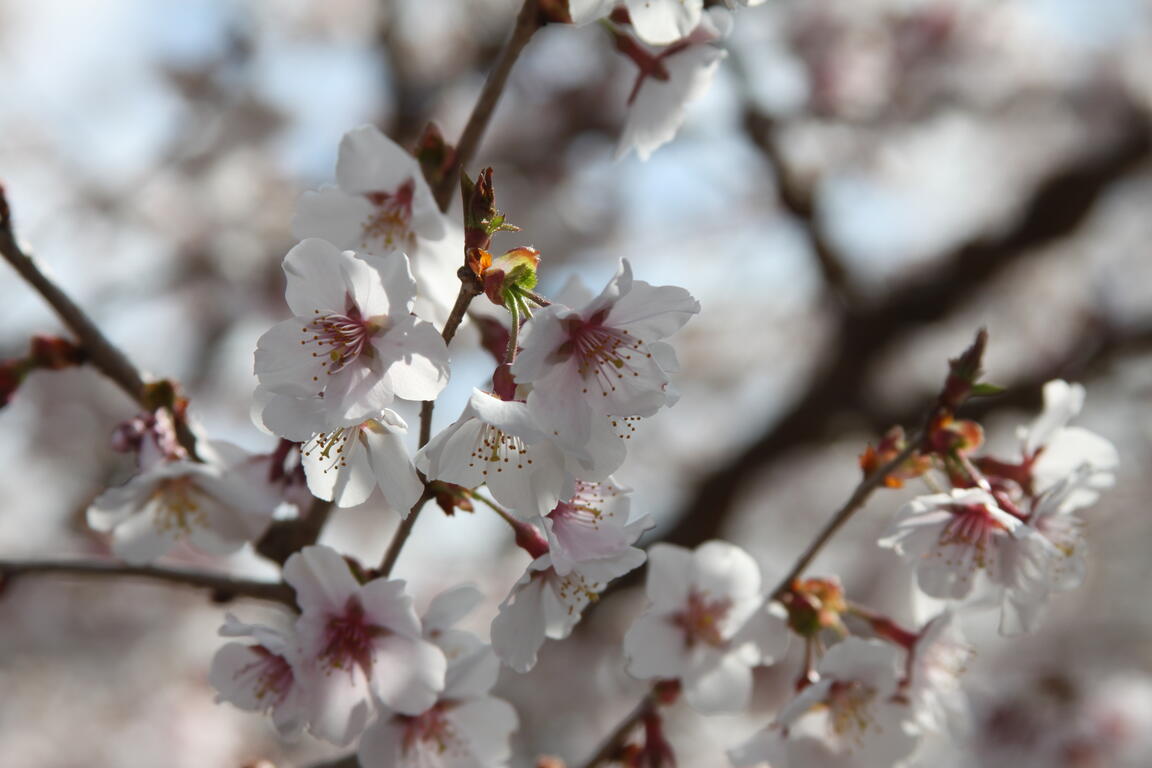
left=683, top=651, right=753, bottom=714
left=282, top=238, right=363, bottom=317
left=336, top=124, right=421, bottom=196
left=607, top=278, right=700, bottom=341
left=626, top=0, right=703, bottom=45
left=283, top=545, right=360, bottom=614
left=617, top=44, right=725, bottom=161
left=423, top=584, right=485, bottom=634
left=376, top=316, right=451, bottom=403
left=292, top=187, right=374, bottom=250
left=363, top=418, right=425, bottom=513
left=370, top=633, right=447, bottom=715
left=624, top=612, right=688, bottom=680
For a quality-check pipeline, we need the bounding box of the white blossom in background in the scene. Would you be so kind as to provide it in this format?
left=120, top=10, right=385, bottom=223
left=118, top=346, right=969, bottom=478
left=293, top=124, right=445, bottom=254
left=417, top=388, right=571, bottom=518
left=254, top=238, right=449, bottom=440
left=283, top=545, right=447, bottom=746
left=511, top=259, right=698, bottom=461
left=617, top=10, right=731, bottom=161
left=209, top=612, right=308, bottom=736
left=730, top=639, right=920, bottom=768
left=358, top=585, right=518, bottom=768
left=491, top=508, right=652, bottom=673
left=623, top=541, right=789, bottom=713
left=878, top=488, right=1057, bottom=636
left=1017, top=379, right=1118, bottom=499
left=86, top=440, right=278, bottom=564
left=627, top=0, right=704, bottom=45
left=901, top=611, right=972, bottom=737
left=300, top=408, right=423, bottom=511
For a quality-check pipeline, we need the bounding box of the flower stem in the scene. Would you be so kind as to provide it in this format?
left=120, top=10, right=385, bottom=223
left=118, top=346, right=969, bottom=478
left=379, top=0, right=541, bottom=576
left=0, top=558, right=296, bottom=606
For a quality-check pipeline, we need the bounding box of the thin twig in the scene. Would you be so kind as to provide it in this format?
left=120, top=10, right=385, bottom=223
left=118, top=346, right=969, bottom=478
left=432, top=0, right=542, bottom=210
left=579, top=691, right=656, bottom=768
left=0, top=193, right=147, bottom=403
left=0, top=559, right=296, bottom=606
left=378, top=0, right=540, bottom=576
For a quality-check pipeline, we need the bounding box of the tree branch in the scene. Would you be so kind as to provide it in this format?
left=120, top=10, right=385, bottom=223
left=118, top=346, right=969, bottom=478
left=0, top=558, right=296, bottom=606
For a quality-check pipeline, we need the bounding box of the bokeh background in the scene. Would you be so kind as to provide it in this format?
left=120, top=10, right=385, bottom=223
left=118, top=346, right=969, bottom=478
left=2, top=0, right=1152, bottom=765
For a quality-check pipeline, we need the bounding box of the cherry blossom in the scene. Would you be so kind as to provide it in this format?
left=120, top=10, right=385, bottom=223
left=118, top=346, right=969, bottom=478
left=283, top=545, right=447, bottom=745
left=254, top=238, right=449, bottom=440
left=300, top=409, right=423, bottom=512
left=623, top=541, right=789, bottom=714
left=491, top=511, right=651, bottom=673
left=542, top=478, right=638, bottom=576
left=358, top=586, right=518, bottom=768
left=879, top=488, right=1057, bottom=635
left=627, top=0, right=704, bottom=46
left=618, top=10, right=730, bottom=161
left=86, top=441, right=278, bottom=564
left=209, top=612, right=308, bottom=736
left=900, top=611, right=972, bottom=736
left=416, top=388, right=570, bottom=518
left=730, top=639, right=920, bottom=768
left=293, top=124, right=444, bottom=254
left=1019, top=379, right=1118, bottom=499
left=510, top=259, right=698, bottom=462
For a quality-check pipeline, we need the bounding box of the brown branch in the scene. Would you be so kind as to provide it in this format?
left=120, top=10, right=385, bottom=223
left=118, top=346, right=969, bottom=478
left=0, top=558, right=296, bottom=606
left=432, top=0, right=542, bottom=210
left=579, top=690, right=656, bottom=768
left=0, top=191, right=147, bottom=403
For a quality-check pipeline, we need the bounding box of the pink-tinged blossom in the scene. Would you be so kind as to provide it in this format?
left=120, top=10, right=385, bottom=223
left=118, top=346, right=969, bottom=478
left=293, top=124, right=445, bottom=254
left=86, top=441, right=277, bottom=564
left=300, top=409, right=424, bottom=512
left=254, top=239, right=449, bottom=440
left=879, top=488, right=1057, bottom=636
left=491, top=513, right=652, bottom=673
left=623, top=541, right=789, bottom=714
left=358, top=587, right=518, bottom=768
left=730, top=639, right=920, bottom=768
left=417, top=389, right=570, bottom=518
left=510, top=259, right=698, bottom=462
left=209, top=612, right=308, bottom=736
left=283, top=545, right=446, bottom=746
left=542, top=478, right=637, bottom=576
left=617, top=11, right=730, bottom=161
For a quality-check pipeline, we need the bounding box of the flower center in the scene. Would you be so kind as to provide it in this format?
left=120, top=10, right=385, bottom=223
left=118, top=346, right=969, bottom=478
left=319, top=595, right=387, bottom=676
left=553, top=311, right=652, bottom=400
left=151, top=475, right=206, bottom=536
left=826, top=680, right=880, bottom=744
left=302, top=423, right=373, bottom=476
left=937, top=503, right=1009, bottom=569
left=236, top=645, right=295, bottom=706
left=300, top=302, right=384, bottom=384
left=362, top=178, right=415, bottom=249
left=399, top=703, right=461, bottom=756
left=467, top=423, right=533, bottom=475
left=671, top=590, right=732, bottom=649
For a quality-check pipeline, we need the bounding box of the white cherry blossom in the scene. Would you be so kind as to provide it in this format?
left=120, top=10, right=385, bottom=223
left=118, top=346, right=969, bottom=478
left=254, top=238, right=449, bottom=440
left=510, top=259, right=698, bottom=462
left=617, top=10, right=730, bottom=161
left=879, top=488, right=1057, bottom=635
left=627, top=0, right=704, bottom=45
left=623, top=541, right=789, bottom=714
left=358, top=586, right=518, bottom=768
left=293, top=124, right=444, bottom=254
left=209, top=612, right=308, bottom=736
left=86, top=441, right=277, bottom=564
left=417, top=388, right=570, bottom=518
left=901, top=611, right=972, bottom=736
left=730, top=639, right=920, bottom=768
left=283, top=545, right=446, bottom=745
left=542, top=478, right=637, bottom=576
left=300, top=409, right=423, bottom=512
left=1019, top=379, right=1118, bottom=499
left=491, top=512, right=651, bottom=673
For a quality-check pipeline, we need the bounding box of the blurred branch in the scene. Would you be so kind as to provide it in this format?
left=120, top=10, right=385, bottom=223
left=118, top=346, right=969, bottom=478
left=744, top=111, right=857, bottom=304
left=0, top=187, right=147, bottom=404
left=255, top=498, right=334, bottom=566
left=0, top=558, right=295, bottom=606
left=643, top=98, right=1152, bottom=571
